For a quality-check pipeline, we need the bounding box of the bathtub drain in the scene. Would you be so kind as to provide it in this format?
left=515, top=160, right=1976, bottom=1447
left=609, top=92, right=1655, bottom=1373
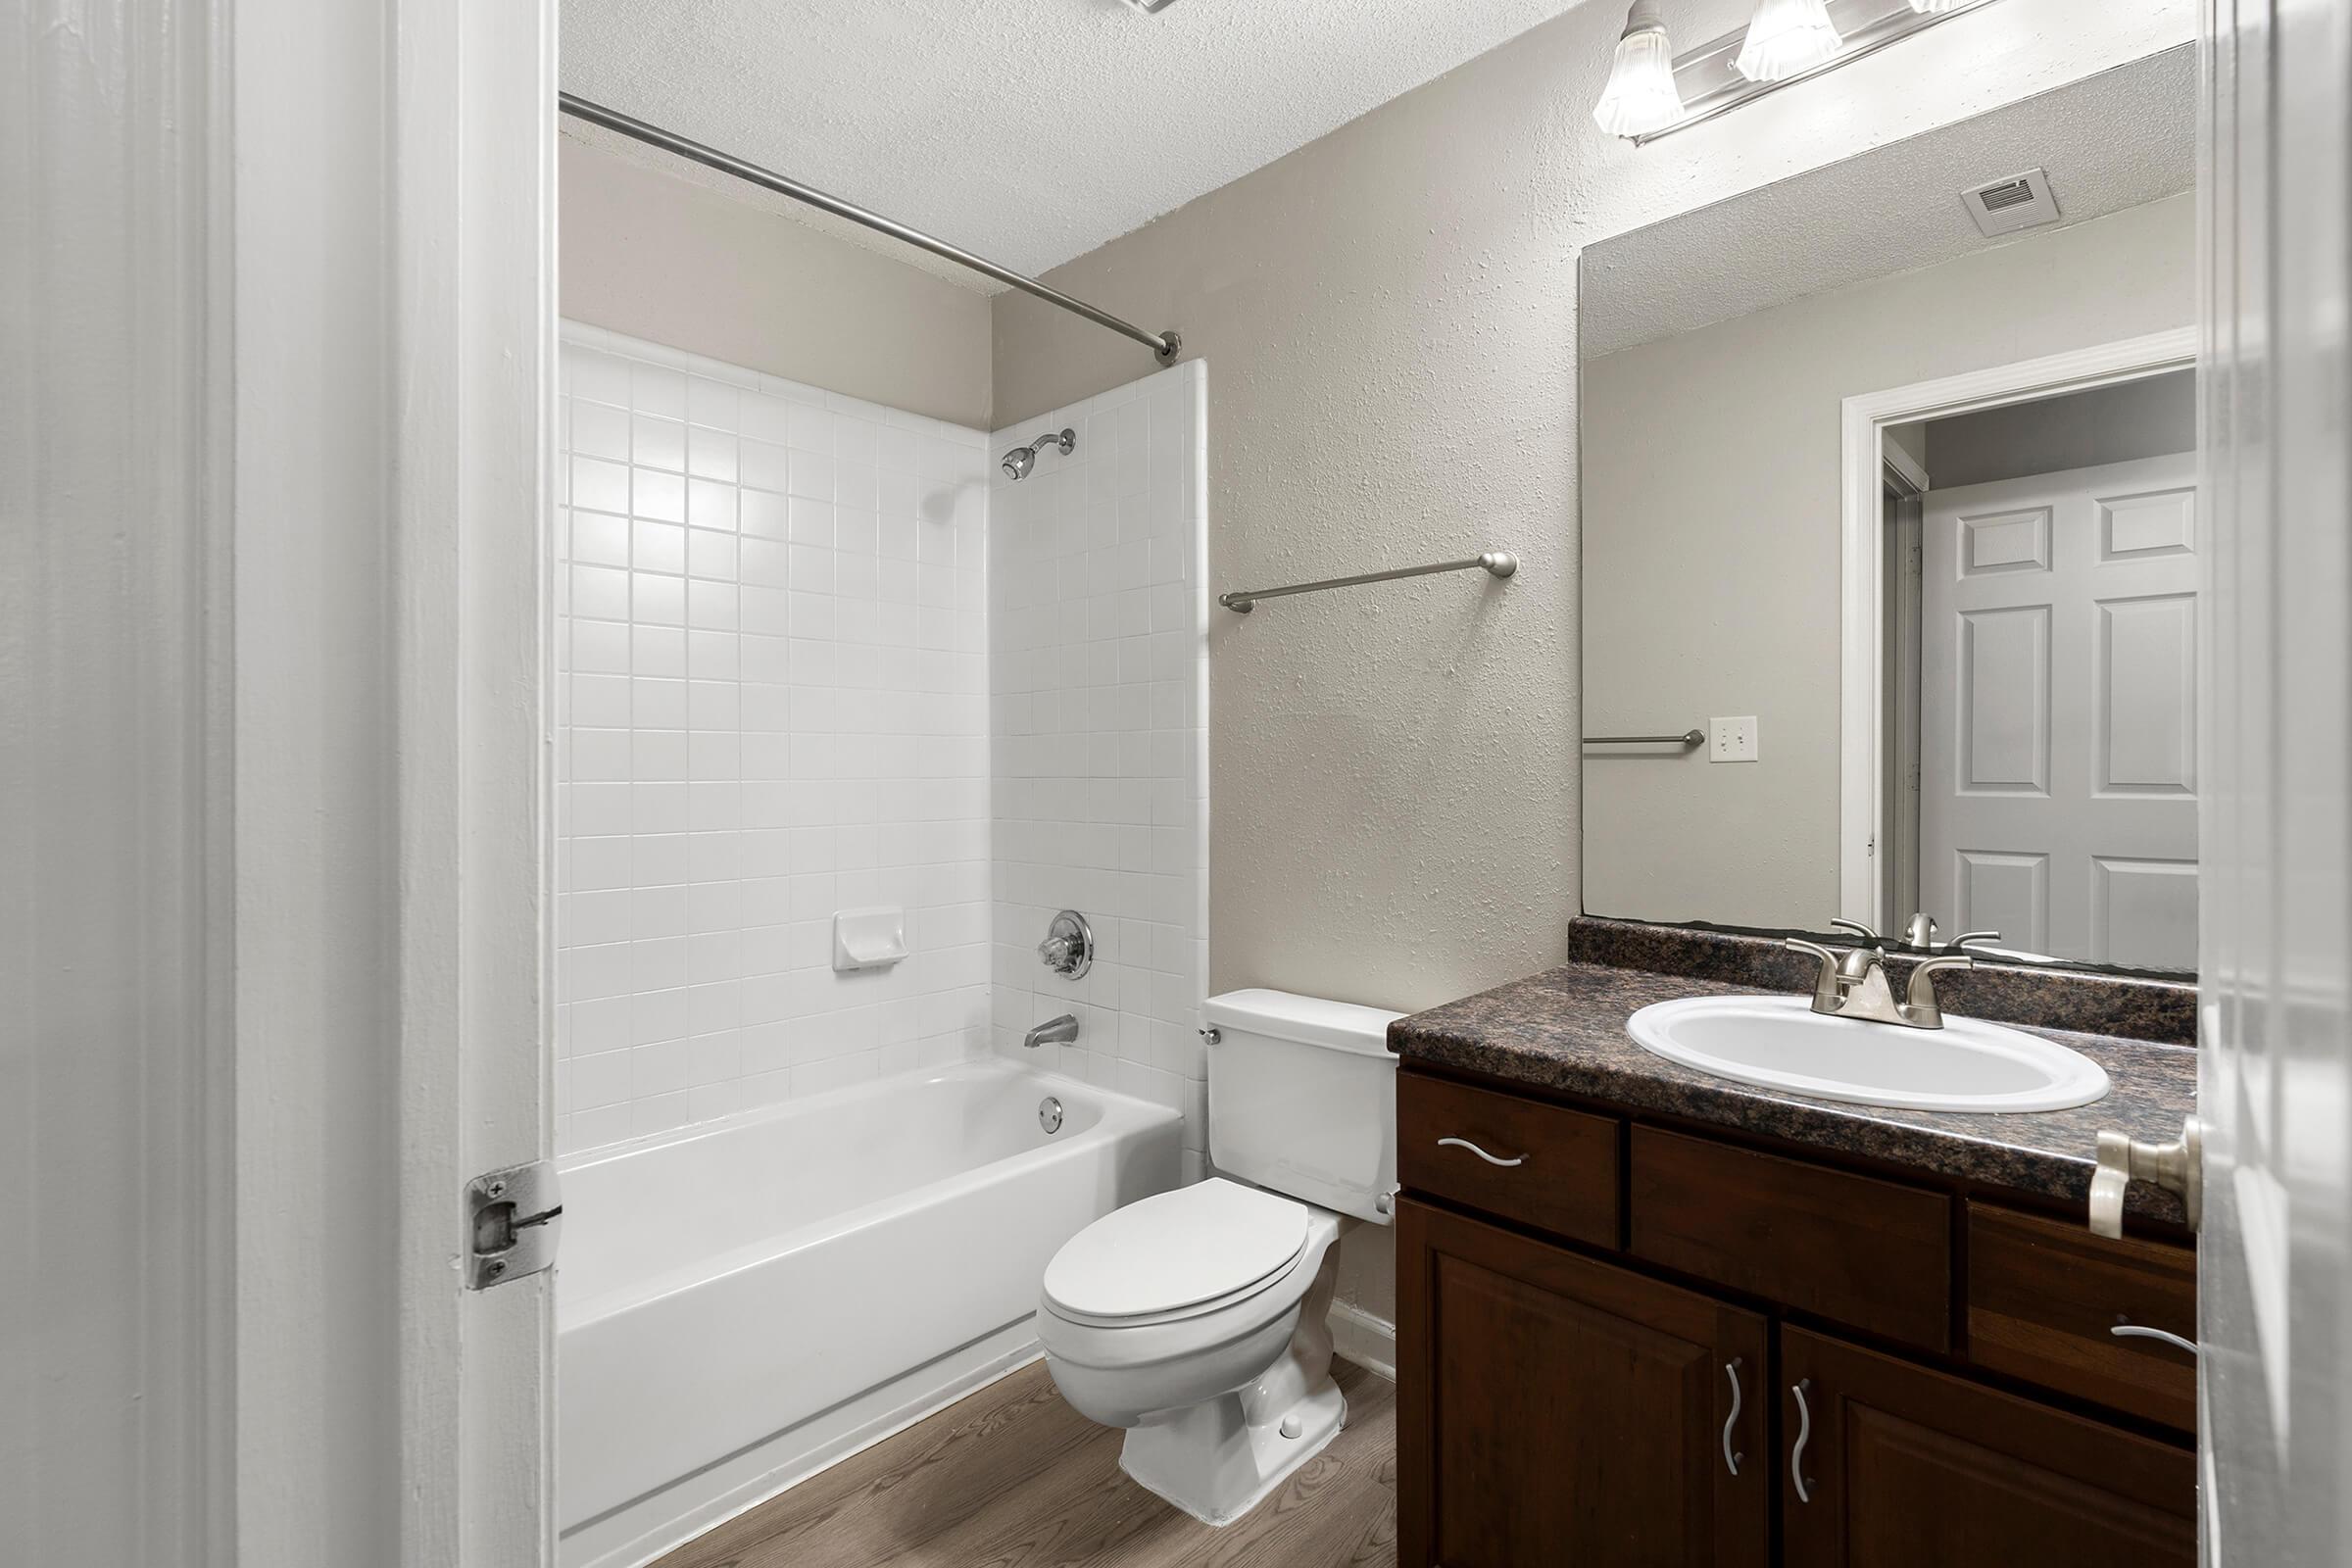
left=1038, top=1096, right=1064, bottom=1135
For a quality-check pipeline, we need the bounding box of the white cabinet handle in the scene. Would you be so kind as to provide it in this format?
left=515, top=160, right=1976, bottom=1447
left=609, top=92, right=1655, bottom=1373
left=1721, top=1358, right=1744, bottom=1477
left=2111, top=1322, right=2200, bottom=1357
left=1790, top=1379, right=1815, bottom=1503
left=1437, top=1137, right=1525, bottom=1168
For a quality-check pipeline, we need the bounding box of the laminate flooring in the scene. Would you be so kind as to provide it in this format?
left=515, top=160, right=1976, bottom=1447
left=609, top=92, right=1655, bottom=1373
left=652, top=1358, right=1397, bottom=1568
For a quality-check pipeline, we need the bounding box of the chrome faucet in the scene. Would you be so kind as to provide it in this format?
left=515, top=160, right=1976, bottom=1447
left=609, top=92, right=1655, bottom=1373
left=1024, top=1013, right=1079, bottom=1050
left=1895, top=910, right=2002, bottom=955
left=1786, top=919, right=1973, bottom=1030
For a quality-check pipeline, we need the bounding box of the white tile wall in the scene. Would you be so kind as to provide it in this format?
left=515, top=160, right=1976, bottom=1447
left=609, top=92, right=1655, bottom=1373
left=555, top=323, right=994, bottom=1153
left=989, top=363, right=1211, bottom=1173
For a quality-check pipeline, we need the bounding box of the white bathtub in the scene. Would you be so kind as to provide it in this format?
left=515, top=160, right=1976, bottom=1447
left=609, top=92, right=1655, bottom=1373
left=556, top=1059, right=1181, bottom=1567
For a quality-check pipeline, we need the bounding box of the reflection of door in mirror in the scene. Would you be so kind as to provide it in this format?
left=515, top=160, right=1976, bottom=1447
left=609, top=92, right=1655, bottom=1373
left=1892, top=375, right=2198, bottom=970
left=1881, top=450, right=1926, bottom=928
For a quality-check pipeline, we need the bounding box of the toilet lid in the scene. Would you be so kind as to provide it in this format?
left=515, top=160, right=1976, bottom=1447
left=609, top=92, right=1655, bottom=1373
left=1042, top=1179, right=1308, bottom=1322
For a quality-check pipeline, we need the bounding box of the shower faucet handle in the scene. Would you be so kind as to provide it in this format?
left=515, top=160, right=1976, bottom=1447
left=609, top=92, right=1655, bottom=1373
left=1037, top=909, right=1095, bottom=979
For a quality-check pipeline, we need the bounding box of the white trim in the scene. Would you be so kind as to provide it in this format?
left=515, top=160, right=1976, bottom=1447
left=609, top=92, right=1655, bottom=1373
left=1882, top=441, right=1931, bottom=498
left=391, top=0, right=560, bottom=1561
left=1328, top=1300, right=1398, bottom=1384
left=1836, top=327, right=2199, bottom=928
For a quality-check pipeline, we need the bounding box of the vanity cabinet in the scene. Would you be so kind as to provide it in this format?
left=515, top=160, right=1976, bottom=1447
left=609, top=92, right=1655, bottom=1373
left=1396, top=1199, right=1769, bottom=1568
left=1396, top=1066, right=2198, bottom=1568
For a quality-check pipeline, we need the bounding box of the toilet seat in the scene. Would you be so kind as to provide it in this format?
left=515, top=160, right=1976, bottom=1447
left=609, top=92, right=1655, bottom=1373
left=1042, top=1179, right=1308, bottom=1327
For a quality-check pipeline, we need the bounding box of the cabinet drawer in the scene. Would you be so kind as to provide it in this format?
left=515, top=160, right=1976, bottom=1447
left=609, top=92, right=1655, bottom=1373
left=1397, top=1073, right=1619, bottom=1247
left=1966, top=1202, right=2197, bottom=1430
left=1631, top=1127, right=1952, bottom=1350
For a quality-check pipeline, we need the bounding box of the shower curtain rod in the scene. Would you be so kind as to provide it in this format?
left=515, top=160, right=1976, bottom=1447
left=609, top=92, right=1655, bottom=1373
left=560, top=93, right=1183, bottom=364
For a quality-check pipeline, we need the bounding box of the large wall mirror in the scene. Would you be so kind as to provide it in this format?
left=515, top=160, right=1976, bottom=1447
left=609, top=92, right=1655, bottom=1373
left=1579, top=46, right=2198, bottom=977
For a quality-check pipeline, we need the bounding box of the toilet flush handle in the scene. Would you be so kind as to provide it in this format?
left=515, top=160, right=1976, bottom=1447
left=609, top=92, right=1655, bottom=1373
left=1437, top=1137, right=1526, bottom=1168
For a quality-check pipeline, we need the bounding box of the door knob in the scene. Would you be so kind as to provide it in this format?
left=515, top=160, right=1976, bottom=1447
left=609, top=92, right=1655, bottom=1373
left=2087, top=1115, right=2202, bottom=1238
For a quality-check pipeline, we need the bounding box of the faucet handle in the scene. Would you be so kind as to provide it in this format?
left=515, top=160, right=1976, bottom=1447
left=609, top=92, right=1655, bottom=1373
left=1902, top=952, right=1973, bottom=1025
left=1785, top=938, right=1843, bottom=1011
left=1828, top=917, right=1880, bottom=943
left=1951, top=929, right=2002, bottom=952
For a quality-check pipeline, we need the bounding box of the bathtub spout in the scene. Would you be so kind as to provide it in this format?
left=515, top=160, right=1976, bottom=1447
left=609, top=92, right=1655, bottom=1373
left=1025, top=1014, right=1080, bottom=1049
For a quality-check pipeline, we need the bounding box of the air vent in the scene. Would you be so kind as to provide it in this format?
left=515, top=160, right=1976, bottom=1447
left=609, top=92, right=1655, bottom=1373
left=1962, top=168, right=2061, bottom=238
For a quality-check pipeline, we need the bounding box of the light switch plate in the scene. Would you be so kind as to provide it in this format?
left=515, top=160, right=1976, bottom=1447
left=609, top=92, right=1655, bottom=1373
left=1710, top=716, right=1758, bottom=763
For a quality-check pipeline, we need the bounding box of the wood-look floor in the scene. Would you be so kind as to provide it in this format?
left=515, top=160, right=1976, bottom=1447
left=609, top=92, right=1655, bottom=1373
left=654, top=1358, right=1397, bottom=1568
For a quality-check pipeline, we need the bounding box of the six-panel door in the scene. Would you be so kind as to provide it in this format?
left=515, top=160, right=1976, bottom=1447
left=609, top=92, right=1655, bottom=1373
left=1397, top=1198, right=1770, bottom=1567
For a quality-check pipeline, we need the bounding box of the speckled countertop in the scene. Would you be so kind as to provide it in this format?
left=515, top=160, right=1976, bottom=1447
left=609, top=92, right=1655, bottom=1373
left=1390, top=955, right=2199, bottom=1226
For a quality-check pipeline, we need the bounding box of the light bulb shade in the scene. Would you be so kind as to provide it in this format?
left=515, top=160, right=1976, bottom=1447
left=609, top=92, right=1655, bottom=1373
left=1907, top=0, right=1966, bottom=10
left=1592, top=4, right=1685, bottom=139
left=1735, top=0, right=1843, bottom=82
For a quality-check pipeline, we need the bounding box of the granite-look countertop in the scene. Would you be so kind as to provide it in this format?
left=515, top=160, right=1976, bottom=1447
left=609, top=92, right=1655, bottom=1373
left=1390, top=960, right=2198, bottom=1226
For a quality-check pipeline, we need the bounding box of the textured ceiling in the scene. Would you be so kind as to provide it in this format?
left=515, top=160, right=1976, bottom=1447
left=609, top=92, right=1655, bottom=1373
left=1579, top=45, right=2197, bottom=359
left=561, top=0, right=1603, bottom=285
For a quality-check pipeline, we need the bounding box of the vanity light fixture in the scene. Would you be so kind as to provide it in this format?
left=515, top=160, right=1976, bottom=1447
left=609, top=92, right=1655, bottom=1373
left=1599, top=0, right=2004, bottom=145
left=1593, top=3, right=1687, bottom=139
left=1735, top=0, right=1842, bottom=82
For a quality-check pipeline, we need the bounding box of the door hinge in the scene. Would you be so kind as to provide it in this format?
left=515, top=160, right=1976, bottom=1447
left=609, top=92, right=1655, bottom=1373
left=466, top=1159, right=563, bottom=1289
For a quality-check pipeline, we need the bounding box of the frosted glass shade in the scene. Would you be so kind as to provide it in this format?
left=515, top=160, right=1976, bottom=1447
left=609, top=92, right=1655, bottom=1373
left=1592, top=4, right=1686, bottom=139
left=1907, top=0, right=1967, bottom=10
left=1735, top=0, right=1843, bottom=82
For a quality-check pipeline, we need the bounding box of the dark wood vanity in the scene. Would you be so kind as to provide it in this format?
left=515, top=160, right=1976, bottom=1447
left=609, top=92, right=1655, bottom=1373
left=1396, top=1067, right=2197, bottom=1566
left=1390, top=922, right=2202, bottom=1568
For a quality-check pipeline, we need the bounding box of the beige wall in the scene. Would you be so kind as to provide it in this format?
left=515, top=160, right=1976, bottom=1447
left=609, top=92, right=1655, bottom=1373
left=561, top=136, right=993, bottom=427
left=991, top=0, right=2188, bottom=1016
left=1581, top=194, right=2196, bottom=928
left=987, top=0, right=2191, bottom=1333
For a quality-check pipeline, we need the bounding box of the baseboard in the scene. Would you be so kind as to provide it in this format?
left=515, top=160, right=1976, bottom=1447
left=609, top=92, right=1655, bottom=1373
left=1328, top=1299, right=1396, bottom=1383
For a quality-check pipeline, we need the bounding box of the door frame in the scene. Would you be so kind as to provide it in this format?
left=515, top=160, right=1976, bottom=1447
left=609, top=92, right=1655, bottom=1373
left=1835, top=326, right=2199, bottom=930
left=230, top=0, right=558, bottom=1561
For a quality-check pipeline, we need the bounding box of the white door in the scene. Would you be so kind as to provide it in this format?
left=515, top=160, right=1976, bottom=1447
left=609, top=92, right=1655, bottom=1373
left=2195, top=0, right=2352, bottom=1561
left=1919, top=451, right=2198, bottom=966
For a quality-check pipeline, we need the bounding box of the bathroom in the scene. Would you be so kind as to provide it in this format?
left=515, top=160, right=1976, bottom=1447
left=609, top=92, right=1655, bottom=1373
left=13, top=1, right=2352, bottom=1566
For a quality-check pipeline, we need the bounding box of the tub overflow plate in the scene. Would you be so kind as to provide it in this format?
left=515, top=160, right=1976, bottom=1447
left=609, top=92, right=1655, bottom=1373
left=1039, top=1096, right=1065, bottom=1135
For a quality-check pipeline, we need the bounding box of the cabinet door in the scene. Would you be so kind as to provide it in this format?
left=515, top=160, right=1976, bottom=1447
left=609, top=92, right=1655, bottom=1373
left=1780, top=1326, right=2195, bottom=1568
left=1397, top=1198, right=1768, bottom=1568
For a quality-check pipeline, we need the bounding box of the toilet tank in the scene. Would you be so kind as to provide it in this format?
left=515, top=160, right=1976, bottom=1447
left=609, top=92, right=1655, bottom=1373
left=1200, top=989, right=1402, bottom=1225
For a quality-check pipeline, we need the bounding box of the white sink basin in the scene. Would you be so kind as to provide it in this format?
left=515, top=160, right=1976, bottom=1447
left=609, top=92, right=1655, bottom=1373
left=1626, top=994, right=2110, bottom=1113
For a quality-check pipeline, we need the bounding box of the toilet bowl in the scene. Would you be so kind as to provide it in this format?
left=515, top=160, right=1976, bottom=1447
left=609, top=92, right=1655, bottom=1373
left=1036, top=1180, right=1348, bottom=1524
left=1035, top=989, right=1401, bottom=1527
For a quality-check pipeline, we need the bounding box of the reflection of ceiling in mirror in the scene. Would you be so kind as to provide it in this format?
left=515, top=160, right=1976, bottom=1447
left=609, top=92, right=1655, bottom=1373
left=1579, top=43, right=2194, bottom=360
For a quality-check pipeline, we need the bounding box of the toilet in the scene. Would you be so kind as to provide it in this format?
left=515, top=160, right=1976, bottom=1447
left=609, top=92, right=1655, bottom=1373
left=1034, top=988, right=1401, bottom=1526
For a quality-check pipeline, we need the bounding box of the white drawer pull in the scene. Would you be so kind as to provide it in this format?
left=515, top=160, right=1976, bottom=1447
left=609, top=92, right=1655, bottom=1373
left=1437, top=1137, right=1526, bottom=1168
left=2111, top=1322, right=2199, bottom=1357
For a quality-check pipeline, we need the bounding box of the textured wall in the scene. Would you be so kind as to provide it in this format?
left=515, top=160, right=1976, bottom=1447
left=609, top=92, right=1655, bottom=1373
left=991, top=0, right=2194, bottom=1017
left=988, top=0, right=2192, bottom=1330
left=561, top=137, right=995, bottom=428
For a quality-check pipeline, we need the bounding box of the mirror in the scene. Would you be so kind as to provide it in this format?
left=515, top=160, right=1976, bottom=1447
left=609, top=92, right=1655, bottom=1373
left=1578, top=47, right=2199, bottom=976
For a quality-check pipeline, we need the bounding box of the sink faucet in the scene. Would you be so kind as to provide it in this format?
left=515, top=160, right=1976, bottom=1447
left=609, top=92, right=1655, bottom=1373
left=1024, top=1013, right=1079, bottom=1050
left=1785, top=933, right=1972, bottom=1031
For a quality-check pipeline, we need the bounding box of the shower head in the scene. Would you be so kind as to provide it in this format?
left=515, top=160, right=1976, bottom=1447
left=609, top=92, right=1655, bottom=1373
left=1002, top=427, right=1076, bottom=481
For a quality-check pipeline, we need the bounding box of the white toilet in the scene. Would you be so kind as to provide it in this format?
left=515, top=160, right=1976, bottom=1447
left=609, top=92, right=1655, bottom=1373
left=1034, top=988, right=1401, bottom=1526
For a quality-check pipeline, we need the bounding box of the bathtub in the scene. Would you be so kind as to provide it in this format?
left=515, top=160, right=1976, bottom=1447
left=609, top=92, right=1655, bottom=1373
left=556, top=1059, right=1181, bottom=1567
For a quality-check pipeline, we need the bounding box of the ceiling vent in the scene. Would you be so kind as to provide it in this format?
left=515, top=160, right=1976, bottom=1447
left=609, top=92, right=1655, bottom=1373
left=1962, top=168, right=2062, bottom=238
